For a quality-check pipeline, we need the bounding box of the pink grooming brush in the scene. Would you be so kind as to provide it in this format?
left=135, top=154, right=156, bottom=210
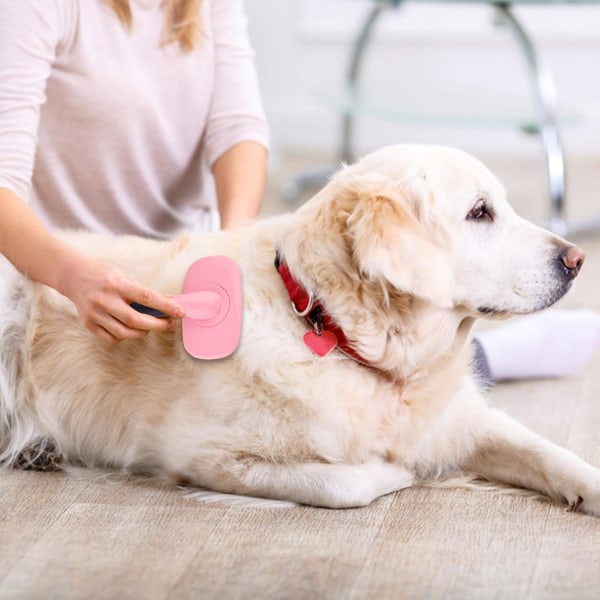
left=131, top=256, right=243, bottom=360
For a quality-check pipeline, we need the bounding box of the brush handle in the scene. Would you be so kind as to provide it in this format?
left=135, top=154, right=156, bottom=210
left=172, top=291, right=221, bottom=322
left=130, top=291, right=222, bottom=322
left=130, top=302, right=169, bottom=319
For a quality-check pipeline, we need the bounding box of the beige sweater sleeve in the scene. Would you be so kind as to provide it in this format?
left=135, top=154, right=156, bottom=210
left=205, top=0, right=268, bottom=165
left=0, top=0, right=74, bottom=201
left=203, top=0, right=270, bottom=168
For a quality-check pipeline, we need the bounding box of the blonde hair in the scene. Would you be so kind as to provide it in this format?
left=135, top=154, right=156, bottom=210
left=105, top=0, right=203, bottom=52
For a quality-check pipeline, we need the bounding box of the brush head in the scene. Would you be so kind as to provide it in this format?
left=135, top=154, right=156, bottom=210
left=179, top=256, right=243, bottom=360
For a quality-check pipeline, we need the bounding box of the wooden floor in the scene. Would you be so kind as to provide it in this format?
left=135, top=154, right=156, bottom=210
left=2, top=156, right=600, bottom=599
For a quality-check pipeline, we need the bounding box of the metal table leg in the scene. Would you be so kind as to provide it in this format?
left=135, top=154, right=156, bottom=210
left=494, top=3, right=568, bottom=235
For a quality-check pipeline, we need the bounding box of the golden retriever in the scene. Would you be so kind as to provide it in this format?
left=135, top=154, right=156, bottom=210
left=1, top=144, right=598, bottom=514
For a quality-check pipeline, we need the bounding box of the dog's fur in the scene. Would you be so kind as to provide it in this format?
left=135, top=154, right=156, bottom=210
left=2, top=144, right=599, bottom=514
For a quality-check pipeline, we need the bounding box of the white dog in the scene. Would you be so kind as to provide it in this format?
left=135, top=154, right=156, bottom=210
left=1, top=144, right=598, bottom=515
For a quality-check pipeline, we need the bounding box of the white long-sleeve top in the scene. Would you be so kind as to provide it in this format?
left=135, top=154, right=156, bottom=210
left=0, top=0, right=269, bottom=236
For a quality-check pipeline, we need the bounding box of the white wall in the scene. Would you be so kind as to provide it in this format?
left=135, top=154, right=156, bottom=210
left=245, top=0, right=600, bottom=160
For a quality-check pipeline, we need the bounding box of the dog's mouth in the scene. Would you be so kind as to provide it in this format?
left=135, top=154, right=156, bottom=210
left=476, top=279, right=574, bottom=318
left=477, top=306, right=509, bottom=318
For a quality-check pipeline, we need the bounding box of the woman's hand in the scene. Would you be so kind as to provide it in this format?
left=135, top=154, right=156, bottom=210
left=58, top=254, right=185, bottom=345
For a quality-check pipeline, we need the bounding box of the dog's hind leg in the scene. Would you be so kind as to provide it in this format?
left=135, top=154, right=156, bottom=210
left=12, top=438, right=63, bottom=472
left=464, top=407, right=600, bottom=516
left=199, top=459, right=415, bottom=508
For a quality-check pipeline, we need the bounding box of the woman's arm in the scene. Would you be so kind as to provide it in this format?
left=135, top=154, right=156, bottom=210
left=0, top=3, right=183, bottom=343
left=203, top=0, right=270, bottom=230
left=212, top=141, right=267, bottom=230
left=0, top=187, right=184, bottom=344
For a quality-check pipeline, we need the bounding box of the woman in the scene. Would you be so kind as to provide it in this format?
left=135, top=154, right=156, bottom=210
left=0, top=0, right=269, bottom=344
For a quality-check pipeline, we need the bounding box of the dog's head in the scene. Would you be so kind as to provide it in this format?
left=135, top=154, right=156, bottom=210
left=297, top=144, right=583, bottom=319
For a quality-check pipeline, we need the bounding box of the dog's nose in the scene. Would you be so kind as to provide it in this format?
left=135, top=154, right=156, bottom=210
left=560, top=245, right=585, bottom=279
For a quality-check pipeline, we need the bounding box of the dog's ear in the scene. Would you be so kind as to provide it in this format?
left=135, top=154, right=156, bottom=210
left=345, top=178, right=454, bottom=308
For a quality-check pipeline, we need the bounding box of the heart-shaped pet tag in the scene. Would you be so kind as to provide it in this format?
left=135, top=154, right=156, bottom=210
left=303, top=330, right=338, bottom=357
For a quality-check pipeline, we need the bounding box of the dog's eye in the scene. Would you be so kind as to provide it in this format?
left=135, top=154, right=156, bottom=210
left=467, top=199, right=493, bottom=223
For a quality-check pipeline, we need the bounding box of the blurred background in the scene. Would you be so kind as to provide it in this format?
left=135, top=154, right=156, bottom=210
left=245, top=0, right=600, bottom=226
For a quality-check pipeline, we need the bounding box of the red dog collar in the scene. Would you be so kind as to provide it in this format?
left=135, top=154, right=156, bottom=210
left=275, top=252, right=371, bottom=366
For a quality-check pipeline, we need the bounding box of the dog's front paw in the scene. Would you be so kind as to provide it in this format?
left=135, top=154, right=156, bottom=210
left=566, top=495, right=583, bottom=513
left=13, top=438, right=63, bottom=472
left=566, top=478, right=600, bottom=518
left=577, top=496, right=600, bottom=518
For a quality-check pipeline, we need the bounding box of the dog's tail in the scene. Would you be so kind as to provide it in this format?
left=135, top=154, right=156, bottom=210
left=0, top=257, right=41, bottom=468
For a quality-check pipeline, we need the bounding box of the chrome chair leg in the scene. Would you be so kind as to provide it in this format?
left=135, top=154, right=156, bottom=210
left=494, top=3, right=568, bottom=235
left=281, top=2, right=387, bottom=204
left=340, top=2, right=386, bottom=163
